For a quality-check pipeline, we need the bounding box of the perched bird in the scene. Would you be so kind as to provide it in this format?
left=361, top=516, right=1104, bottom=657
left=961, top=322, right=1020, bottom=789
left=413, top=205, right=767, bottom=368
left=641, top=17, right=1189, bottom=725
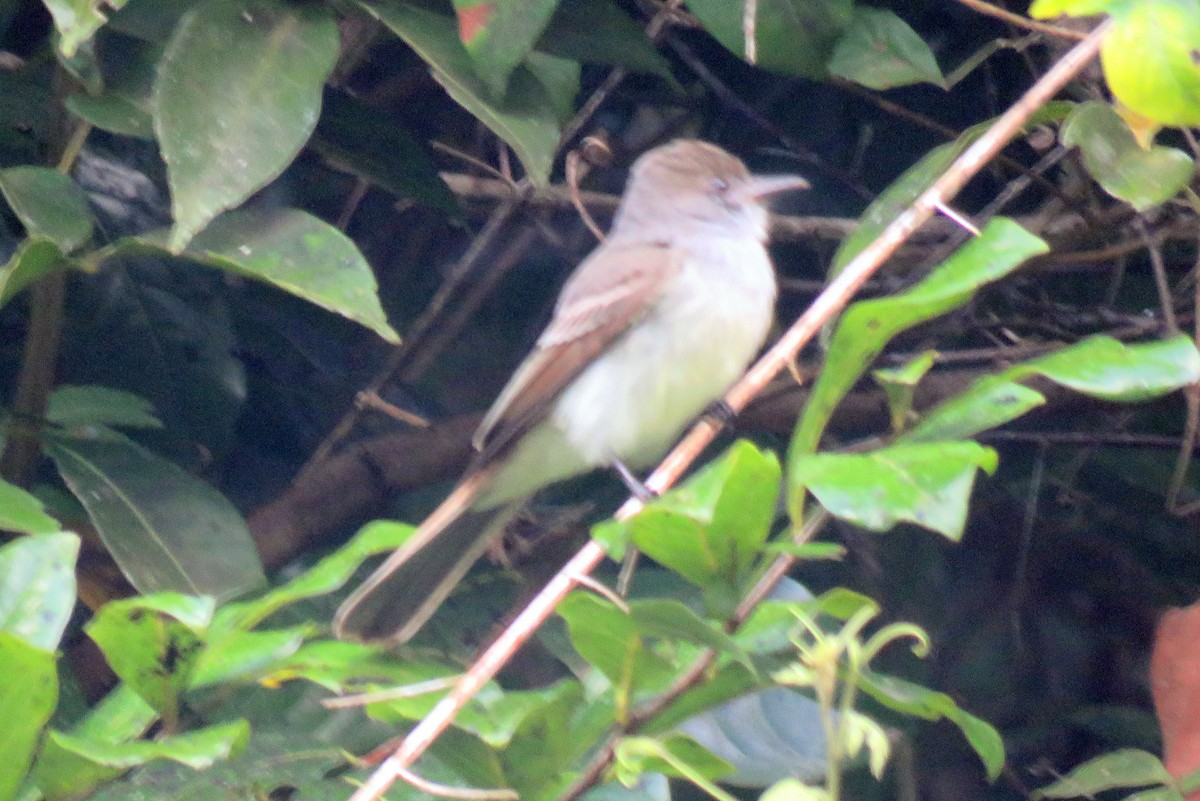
left=334, top=140, right=807, bottom=643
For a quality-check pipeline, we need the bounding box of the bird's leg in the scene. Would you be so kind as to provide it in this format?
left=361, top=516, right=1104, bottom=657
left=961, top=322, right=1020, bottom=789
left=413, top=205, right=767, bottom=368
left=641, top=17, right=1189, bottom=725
left=611, top=457, right=657, bottom=502
left=701, top=399, right=738, bottom=429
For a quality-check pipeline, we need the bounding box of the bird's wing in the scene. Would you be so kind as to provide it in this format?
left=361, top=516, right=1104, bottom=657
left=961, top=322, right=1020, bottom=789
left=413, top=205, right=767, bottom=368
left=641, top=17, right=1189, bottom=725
left=472, top=240, right=680, bottom=464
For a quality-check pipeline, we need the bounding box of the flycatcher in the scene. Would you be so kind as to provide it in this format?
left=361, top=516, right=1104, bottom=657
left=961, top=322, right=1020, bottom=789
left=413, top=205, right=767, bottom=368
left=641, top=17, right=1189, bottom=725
left=334, top=139, right=807, bottom=643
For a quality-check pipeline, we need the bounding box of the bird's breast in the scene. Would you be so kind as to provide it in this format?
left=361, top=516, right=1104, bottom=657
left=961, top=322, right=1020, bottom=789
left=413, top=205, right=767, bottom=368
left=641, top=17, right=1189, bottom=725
left=552, top=237, right=777, bottom=467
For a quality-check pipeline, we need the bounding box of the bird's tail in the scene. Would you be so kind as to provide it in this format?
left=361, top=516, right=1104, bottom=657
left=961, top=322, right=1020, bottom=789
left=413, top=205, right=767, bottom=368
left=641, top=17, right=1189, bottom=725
left=333, top=469, right=518, bottom=644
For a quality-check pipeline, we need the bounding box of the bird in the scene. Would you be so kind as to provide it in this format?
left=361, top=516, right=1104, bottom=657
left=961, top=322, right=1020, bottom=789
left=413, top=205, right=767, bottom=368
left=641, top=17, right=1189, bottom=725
left=334, top=139, right=807, bottom=644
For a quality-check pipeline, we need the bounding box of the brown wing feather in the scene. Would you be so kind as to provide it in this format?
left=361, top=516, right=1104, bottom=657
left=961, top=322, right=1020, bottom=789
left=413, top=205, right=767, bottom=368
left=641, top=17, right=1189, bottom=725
left=472, top=241, right=679, bottom=464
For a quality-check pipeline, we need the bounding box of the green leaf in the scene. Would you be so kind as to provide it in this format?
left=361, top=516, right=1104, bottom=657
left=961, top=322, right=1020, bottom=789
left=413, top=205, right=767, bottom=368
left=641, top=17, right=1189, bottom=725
left=831, top=104, right=1070, bottom=273
left=630, top=599, right=745, bottom=658
left=1029, top=0, right=1124, bottom=14
left=154, top=0, right=339, bottom=249
left=858, top=670, right=1004, bottom=780
left=65, top=37, right=159, bottom=139
left=34, top=720, right=249, bottom=800
left=559, top=592, right=678, bottom=710
left=103, top=206, right=399, bottom=344
left=453, top=0, right=561, bottom=98
left=361, top=0, right=561, bottom=184
left=524, top=51, right=581, bottom=125
left=1101, top=0, right=1200, bottom=127
left=0, top=167, right=94, bottom=252
left=46, top=432, right=266, bottom=600
left=216, top=519, right=415, bottom=632
left=536, top=0, right=673, bottom=77
left=615, top=733, right=735, bottom=784
left=761, top=778, right=826, bottom=801
left=791, top=441, right=998, bottom=540
left=46, top=385, right=163, bottom=431
left=828, top=7, right=944, bottom=90
left=0, top=481, right=64, bottom=536
left=630, top=442, right=780, bottom=609
left=0, top=239, right=75, bottom=309
left=1061, top=101, right=1193, bottom=211
left=687, top=0, right=853, bottom=77
left=873, top=350, right=936, bottom=433
left=909, top=336, right=1200, bottom=442
left=263, top=639, right=452, bottom=696
left=0, top=633, right=57, bottom=801
left=189, top=626, right=309, bottom=688
left=795, top=219, right=1048, bottom=458
left=85, top=594, right=215, bottom=722
left=1035, top=750, right=1174, bottom=798
left=0, top=532, right=79, bottom=649
left=42, top=0, right=133, bottom=57
left=310, top=89, right=459, bottom=213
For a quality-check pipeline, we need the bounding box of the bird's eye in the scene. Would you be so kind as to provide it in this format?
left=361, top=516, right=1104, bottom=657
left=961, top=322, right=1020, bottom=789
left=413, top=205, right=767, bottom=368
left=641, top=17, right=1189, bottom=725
left=710, top=177, right=731, bottom=194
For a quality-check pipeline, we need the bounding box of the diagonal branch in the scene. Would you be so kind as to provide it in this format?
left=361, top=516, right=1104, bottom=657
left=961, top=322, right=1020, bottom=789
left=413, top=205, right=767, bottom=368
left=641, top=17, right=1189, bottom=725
left=345, top=19, right=1112, bottom=801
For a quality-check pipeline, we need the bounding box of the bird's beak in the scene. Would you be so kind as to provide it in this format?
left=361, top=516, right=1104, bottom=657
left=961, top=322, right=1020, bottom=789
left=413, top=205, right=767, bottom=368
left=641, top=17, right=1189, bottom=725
left=740, top=174, right=810, bottom=201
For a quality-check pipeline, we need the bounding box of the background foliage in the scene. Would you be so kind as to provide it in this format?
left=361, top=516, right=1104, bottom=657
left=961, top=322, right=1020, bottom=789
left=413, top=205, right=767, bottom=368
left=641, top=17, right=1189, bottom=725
left=3, top=1, right=1200, bottom=800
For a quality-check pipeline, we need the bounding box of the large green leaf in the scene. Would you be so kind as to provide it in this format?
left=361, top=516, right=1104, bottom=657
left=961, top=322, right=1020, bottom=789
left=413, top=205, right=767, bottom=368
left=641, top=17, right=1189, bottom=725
left=85, top=594, right=215, bottom=723
left=46, top=385, right=163, bottom=431
left=453, top=0, right=561, bottom=98
left=793, top=219, right=1048, bottom=459
left=908, top=336, right=1200, bottom=442
left=536, top=0, right=673, bottom=77
left=361, top=0, right=561, bottom=184
left=1102, top=0, right=1200, bottom=127
left=103, top=207, right=400, bottom=343
left=46, top=433, right=265, bottom=600
left=0, top=481, right=64, bottom=537
left=0, top=532, right=79, bottom=649
left=1034, top=749, right=1173, bottom=798
left=154, top=0, right=339, bottom=249
left=0, top=167, right=93, bottom=252
left=0, top=633, right=57, bottom=801
left=1061, top=101, right=1193, bottom=211
left=827, top=7, right=944, bottom=90
left=791, top=441, right=998, bottom=541
left=33, top=720, right=249, bottom=800
left=687, top=0, right=852, bottom=77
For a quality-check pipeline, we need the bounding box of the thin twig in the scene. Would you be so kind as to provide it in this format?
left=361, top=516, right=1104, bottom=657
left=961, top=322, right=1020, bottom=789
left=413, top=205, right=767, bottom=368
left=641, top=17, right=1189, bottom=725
left=953, top=0, right=1087, bottom=40
left=344, top=21, right=1111, bottom=801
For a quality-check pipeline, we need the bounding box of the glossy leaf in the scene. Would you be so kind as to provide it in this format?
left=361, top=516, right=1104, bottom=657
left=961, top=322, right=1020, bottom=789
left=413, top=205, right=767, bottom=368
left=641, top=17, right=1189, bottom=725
left=0, top=239, right=73, bottom=309
left=676, top=687, right=827, bottom=787
left=34, top=720, right=249, bottom=800
left=46, top=385, right=163, bottom=431
left=629, top=441, right=780, bottom=609
left=106, top=207, right=400, bottom=343
left=189, top=626, right=309, bottom=688
left=0, top=481, right=63, bottom=537
left=85, top=594, right=215, bottom=722
left=858, top=670, right=1004, bottom=780
left=792, top=441, right=998, bottom=540
left=310, top=89, right=458, bottom=213
left=43, top=0, right=132, bottom=57
left=362, top=0, right=561, bottom=184
left=154, top=0, right=339, bottom=249
left=216, top=519, right=414, bottom=631
left=0, top=167, right=93, bottom=252
left=46, top=433, right=266, bottom=600
left=453, top=0, right=560, bottom=98
left=559, top=592, right=677, bottom=713
left=687, top=0, right=853, bottom=77
left=828, top=7, right=944, bottom=90
left=909, top=336, right=1200, bottom=442
left=795, top=219, right=1047, bottom=458
left=0, top=633, right=57, bottom=801
left=1061, top=101, right=1193, bottom=211
left=1036, top=749, right=1173, bottom=797
left=0, top=532, right=79, bottom=649
left=1101, top=0, right=1200, bottom=127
